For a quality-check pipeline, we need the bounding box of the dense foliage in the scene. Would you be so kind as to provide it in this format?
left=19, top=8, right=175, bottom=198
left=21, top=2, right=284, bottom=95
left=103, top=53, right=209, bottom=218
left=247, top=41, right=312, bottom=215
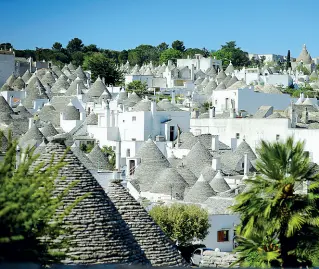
left=149, top=203, right=210, bottom=246
left=231, top=137, right=319, bottom=268
left=126, top=81, right=148, bottom=96
left=0, top=131, right=79, bottom=265
left=212, top=41, right=250, bottom=68
left=101, top=146, right=115, bottom=169
left=82, top=53, right=123, bottom=84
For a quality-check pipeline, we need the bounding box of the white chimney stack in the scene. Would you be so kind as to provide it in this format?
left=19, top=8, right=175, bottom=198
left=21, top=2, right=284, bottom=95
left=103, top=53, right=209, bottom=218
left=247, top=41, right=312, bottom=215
left=212, top=156, right=221, bottom=171
left=243, top=152, right=249, bottom=180
left=212, top=135, right=219, bottom=151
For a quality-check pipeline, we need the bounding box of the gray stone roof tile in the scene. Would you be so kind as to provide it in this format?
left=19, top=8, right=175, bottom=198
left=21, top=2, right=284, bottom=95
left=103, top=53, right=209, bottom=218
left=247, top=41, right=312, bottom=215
left=63, top=103, right=80, bottom=120
left=151, top=168, right=188, bottom=200
left=86, top=77, right=111, bottom=99
left=39, top=122, right=59, bottom=138
left=31, top=136, right=148, bottom=264
left=209, top=170, right=230, bottom=192
left=87, top=144, right=113, bottom=170
left=108, top=180, right=186, bottom=266
left=184, top=174, right=216, bottom=203
left=22, top=70, right=32, bottom=83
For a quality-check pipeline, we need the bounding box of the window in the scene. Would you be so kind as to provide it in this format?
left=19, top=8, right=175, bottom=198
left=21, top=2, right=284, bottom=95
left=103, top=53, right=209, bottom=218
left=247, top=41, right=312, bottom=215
left=132, top=116, right=136, bottom=122
left=276, top=134, right=280, bottom=141
left=215, top=99, right=218, bottom=105
left=126, top=149, right=131, bottom=157
left=217, top=230, right=229, bottom=242
left=241, top=162, right=245, bottom=169
left=236, top=133, right=240, bottom=139
left=132, top=138, right=136, bottom=141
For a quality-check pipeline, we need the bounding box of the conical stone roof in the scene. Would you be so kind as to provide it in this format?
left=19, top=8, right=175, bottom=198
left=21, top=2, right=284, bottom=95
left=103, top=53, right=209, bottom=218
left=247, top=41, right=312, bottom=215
left=68, top=62, right=76, bottom=71
left=66, top=77, right=87, bottom=95
left=133, top=139, right=170, bottom=192
left=74, top=66, right=87, bottom=81
left=0, top=83, right=14, bottom=92
left=176, top=165, right=198, bottom=186
left=226, top=75, right=239, bottom=88
left=225, top=62, right=235, bottom=75
left=123, top=92, right=142, bottom=106
left=19, top=125, right=44, bottom=146
left=22, top=70, right=32, bottom=83
left=0, top=96, right=14, bottom=114
left=86, top=77, right=111, bottom=99
left=157, top=99, right=181, bottom=111
left=184, top=174, right=216, bottom=203
left=6, top=74, right=17, bottom=86
left=200, top=77, right=210, bottom=87
left=216, top=69, right=226, bottom=80
left=31, top=136, right=148, bottom=265
left=14, top=103, right=32, bottom=118
left=63, top=103, right=80, bottom=120
left=62, top=65, right=73, bottom=78
left=184, top=141, right=212, bottom=177
left=296, top=44, right=312, bottom=64
left=200, top=165, right=218, bottom=182
left=132, top=99, right=163, bottom=112
left=70, top=143, right=96, bottom=170
left=87, top=144, right=113, bottom=170
left=11, top=76, right=25, bottom=90
left=51, top=65, right=63, bottom=77
left=234, top=139, right=257, bottom=160
left=86, top=112, right=98, bottom=125
left=39, top=122, right=58, bottom=137
left=215, top=81, right=226, bottom=90
left=23, top=79, right=49, bottom=109
left=40, top=71, right=56, bottom=86
left=210, top=170, right=230, bottom=192
left=108, top=180, right=186, bottom=266
left=151, top=168, right=188, bottom=200
left=51, top=74, right=70, bottom=93
left=223, top=75, right=232, bottom=86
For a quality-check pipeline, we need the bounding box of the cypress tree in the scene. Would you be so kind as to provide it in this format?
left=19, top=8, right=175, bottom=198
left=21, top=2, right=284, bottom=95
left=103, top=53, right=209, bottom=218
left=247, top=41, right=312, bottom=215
left=286, top=50, right=291, bottom=70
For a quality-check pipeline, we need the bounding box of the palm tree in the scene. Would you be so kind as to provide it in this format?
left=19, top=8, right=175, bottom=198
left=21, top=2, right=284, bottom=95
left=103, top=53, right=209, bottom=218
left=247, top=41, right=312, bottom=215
left=231, top=137, right=319, bottom=267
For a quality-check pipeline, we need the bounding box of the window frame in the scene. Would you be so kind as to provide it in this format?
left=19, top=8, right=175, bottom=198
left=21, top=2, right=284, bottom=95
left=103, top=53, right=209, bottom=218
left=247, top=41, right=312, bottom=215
left=217, top=230, right=230, bottom=242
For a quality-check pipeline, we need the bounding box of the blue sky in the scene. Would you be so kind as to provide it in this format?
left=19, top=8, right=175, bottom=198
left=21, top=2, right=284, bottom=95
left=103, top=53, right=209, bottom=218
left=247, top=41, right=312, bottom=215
left=1, top=0, right=319, bottom=58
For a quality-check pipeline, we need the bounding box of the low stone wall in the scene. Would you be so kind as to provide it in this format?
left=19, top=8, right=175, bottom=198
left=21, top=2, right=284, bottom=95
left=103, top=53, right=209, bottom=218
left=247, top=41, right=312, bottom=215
left=200, top=250, right=239, bottom=268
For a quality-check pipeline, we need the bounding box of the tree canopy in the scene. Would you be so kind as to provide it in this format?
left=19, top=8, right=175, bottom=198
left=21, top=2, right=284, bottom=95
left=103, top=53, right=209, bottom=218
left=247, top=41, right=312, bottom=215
left=172, top=40, right=185, bottom=52
left=160, top=48, right=183, bottom=64
left=52, top=42, right=62, bottom=51
left=212, top=41, right=249, bottom=68
left=149, top=203, right=210, bottom=246
left=83, top=52, right=123, bottom=85
left=66, top=38, right=84, bottom=54
left=0, top=131, right=79, bottom=265
left=126, top=80, right=148, bottom=96
left=231, top=137, right=319, bottom=268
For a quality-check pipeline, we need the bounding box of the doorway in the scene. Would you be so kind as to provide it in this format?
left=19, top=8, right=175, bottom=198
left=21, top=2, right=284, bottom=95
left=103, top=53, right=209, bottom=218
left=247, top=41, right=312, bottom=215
left=129, top=160, right=135, bottom=175
left=170, top=126, right=175, bottom=141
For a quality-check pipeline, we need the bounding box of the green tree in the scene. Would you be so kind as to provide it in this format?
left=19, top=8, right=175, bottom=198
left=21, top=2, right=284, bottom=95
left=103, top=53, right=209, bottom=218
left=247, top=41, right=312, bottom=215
left=0, top=43, right=13, bottom=50
left=83, top=52, right=123, bottom=85
left=172, top=40, right=185, bottom=52
left=212, top=41, right=249, bottom=68
left=0, top=131, right=79, bottom=265
left=149, top=203, right=210, bottom=246
left=126, top=80, right=148, bottom=96
left=157, top=42, right=169, bottom=52
left=231, top=137, right=319, bottom=268
left=66, top=37, right=84, bottom=54
left=82, top=44, right=99, bottom=53
left=128, top=45, right=160, bottom=66
left=52, top=42, right=63, bottom=51
left=160, top=48, right=183, bottom=64
left=118, top=50, right=129, bottom=64
left=286, top=50, right=291, bottom=71
left=71, top=51, right=85, bottom=67
left=101, top=146, right=115, bottom=169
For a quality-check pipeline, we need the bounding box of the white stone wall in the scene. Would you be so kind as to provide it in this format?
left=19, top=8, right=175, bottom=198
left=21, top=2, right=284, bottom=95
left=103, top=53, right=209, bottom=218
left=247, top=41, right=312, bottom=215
left=0, top=54, right=15, bottom=87
left=190, top=117, right=319, bottom=164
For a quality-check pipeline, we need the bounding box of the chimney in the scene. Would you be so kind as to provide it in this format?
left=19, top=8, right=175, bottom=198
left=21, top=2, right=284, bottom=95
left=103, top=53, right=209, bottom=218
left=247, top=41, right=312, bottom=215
left=212, top=106, right=215, bottom=117
left=128, top=92, right=131, bottom=97
left=171, top=90, right=176, bottom=104
left=191, top=64, right=195, bottom=81
left=102, top=77, right=105, bottom=84
left=212, top=135, right=219, bottom=151
left=76, top=83, right=81, bottom=95
left=243, top=152, right=249, bottom=180
left=231, top=138, right=237, bottom=151
left=212, top=156, right=221, bottom=171
left=28, top=118, right=34, bottom=129
left=115, top=141, right=121, bottom=171
left=230, top=108, right=236, bottom=118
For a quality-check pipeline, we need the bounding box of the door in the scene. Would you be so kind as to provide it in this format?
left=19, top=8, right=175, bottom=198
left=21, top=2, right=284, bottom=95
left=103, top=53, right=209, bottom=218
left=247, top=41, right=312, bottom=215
left=191, top=249, right=202, bottom=266
left=129, top=160, right=135, bottom=175
left=170, top=126, right=175, bottom=141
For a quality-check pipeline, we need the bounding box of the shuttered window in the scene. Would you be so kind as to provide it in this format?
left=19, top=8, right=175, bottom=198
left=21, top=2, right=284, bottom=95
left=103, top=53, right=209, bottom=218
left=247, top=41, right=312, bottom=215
left=217, top=230, right=229, bottom=242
